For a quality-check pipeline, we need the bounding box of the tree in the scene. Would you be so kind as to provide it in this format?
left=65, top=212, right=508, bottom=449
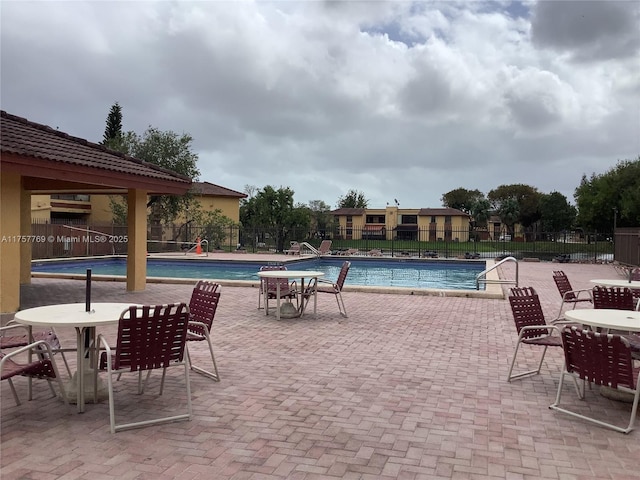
left=110, top=127, right=200, bottom=226
left=243, top=184, right=258, bottom=199
left=240, top=186, right=310, bottom=251
left=574, top=157, right=640, bottom=231
left=190, top=208, right=238, bottom=250
left=337, top=189, right=368, bottom=208
left=496, top=198, right=520, bottom=237
left=307, top=200, right=332, bottom=238
left=488, top=184, right=541, bottom=232
left=102, top=102, right=123, bottom=150
left=441, top=188, right=484, bottom=214
left=469, top=198, right=492, bottom=240
left=539, top=192, right=576, bottom=238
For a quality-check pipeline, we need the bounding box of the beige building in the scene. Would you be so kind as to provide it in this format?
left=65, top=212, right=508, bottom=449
left=331, top=206, right=471, bottom=242
left=181, top=182, right=246, bottom=224
left=32, top=182, right=245, bottom=227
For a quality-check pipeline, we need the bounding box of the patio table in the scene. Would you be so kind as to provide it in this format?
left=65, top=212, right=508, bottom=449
left=257, top=270, right=324, bottom=320
left=563, top=309, right=640, bottom=332
left=13, top=302, right=137, bottom=413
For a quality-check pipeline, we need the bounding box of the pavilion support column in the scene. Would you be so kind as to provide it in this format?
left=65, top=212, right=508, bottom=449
left=20, top=186, right=32, bottom=285
left=126, top=188, right=147, bottom=292
left=0, top=172, right=22, bottom=315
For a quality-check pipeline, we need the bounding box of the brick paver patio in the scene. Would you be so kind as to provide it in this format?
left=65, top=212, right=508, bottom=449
left=1, top=260, right=638, bottom=479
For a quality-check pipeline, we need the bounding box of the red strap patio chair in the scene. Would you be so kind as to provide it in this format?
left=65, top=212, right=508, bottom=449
left=98, top=303, right=191, bottom=433
left=305, top=261, right=350, bottom=318
left=549, top=326, right=640, bottom=434
left=552, top=271, right=592, bottom=321
left=507, top=287, right=563, bottom=382
left=1, top=324, right=69, bottom=406
left=187, top=280, right=221, bottom=381
left=592, top=285, right=634, bottom=311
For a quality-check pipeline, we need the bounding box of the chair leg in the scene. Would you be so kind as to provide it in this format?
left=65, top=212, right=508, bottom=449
left=187, top=335, right=220, bottom=382
left=106, top=368, right=117, bottom=434
left=507, top=342, right=548, bottom=382
left=335, top=291, right=348, bottom=318
left=550, top=369, right=639, bottom=434
left=7, top=378, right=21, bottom=406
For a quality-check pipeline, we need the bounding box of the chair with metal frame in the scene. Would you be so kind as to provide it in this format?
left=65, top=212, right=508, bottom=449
left=507, top=287, right=563, bottom=382
left=550, top=326, right=640, bottom=434
left=98, top=303, right=191, bottom=433
left=1, top=324, right=69, bottom=406
left=304, top=261, right=351, bottom=318
left=186, top=280, right=221, bottom=381
left=552, top=270, right=592, bottom=321
left=592, top=285, right=635, bottom=311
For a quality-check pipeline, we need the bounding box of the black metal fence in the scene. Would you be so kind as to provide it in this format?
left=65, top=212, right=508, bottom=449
left=30, top=221, right=618, bottom=263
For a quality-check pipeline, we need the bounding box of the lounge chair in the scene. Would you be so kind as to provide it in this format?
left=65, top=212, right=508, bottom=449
left=318, top=240, right=332, bottom=255
left=284, top=242, right=300, bottom=255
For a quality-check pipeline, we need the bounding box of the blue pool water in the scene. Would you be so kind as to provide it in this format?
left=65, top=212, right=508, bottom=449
left=32, top=257, right=486, bottom=290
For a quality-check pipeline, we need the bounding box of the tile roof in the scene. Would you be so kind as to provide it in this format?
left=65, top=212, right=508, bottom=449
left=331, top=208, right=366, bottom=215
left=192, top=182, right=247, bottom=198
left=0, top=110, right=191, bottom=185
left=418, top=207, right=470, bottom=216
left=331, top=207, right=470, bottom=216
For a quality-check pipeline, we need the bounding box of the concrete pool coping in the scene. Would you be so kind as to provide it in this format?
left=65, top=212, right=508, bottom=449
left=30, top=253, right=504, bottom=299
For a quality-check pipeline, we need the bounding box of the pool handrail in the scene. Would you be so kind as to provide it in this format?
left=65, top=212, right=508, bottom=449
left=476, top=256, right=518, bottom=290
left=185, top=238, right=209, bottom=256
left=299, top=242, right=320, bottom=256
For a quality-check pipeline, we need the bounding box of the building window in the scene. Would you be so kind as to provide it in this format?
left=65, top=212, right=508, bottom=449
left=401, top=215, right=417, bottom=224
left=445, top=215, right=451, bottom=224
left=431, top=216, right=436, bottom=223
left=51, top=194, right=90, bottom=202
left=366, top=215, right=385, bottom=223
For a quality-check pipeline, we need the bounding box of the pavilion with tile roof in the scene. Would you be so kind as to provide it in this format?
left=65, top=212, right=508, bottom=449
left=0, top=110, right=192, bottom=314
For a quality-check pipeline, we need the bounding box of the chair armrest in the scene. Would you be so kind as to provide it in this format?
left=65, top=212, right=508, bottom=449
left=517, top=324, right=559, bottom=340
left=96, top=334, right=113, bottom=370
left=0, top=339, right=54, bottom=363
left=562, top=288, right=593, bottom=302
left=0, top=323, right=32, bottom=335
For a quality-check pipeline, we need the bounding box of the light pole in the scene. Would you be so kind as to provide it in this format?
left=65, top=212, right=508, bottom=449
left=612, top=207, right=617, bottom=251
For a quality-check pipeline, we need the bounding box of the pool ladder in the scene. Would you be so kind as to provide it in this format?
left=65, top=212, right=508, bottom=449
left=475, top=256, right=519, bottom=290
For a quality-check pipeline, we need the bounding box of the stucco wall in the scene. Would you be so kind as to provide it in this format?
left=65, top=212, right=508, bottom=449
left=1, top=172, right=22, bottom=313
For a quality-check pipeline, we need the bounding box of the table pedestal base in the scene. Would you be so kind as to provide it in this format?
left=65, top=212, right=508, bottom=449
left=63, top=369, right=109, bottom=404
left=600, top=386, right=635, bottom=404
left=279, top=302, right=300, bottom=319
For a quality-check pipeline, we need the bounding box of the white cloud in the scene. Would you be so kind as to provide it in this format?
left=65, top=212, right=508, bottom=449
left=1, top=0, right=638, bottom=209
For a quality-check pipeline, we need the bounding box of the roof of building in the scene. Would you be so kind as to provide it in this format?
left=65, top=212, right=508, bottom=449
left=331, top=207, right=470, bottom=216
left=331, top=208, right=366, bottom=215
left=191, top=182, right=247, bottom=198
left=418, top=208, right=470, bottom=217
left=1, top=110, right=191, bottom=194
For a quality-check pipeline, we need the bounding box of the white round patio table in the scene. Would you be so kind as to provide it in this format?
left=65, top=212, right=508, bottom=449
left=13, top=302, right=137, bottom=413
left=257, top=270, right=324, bottom=320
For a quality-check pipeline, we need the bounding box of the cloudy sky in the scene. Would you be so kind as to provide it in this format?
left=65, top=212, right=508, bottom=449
left=2, top=1, right=639, bottom=209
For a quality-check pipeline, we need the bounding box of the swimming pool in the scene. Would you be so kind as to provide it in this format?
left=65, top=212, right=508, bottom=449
left=32, top=257, right=487, bottom=291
